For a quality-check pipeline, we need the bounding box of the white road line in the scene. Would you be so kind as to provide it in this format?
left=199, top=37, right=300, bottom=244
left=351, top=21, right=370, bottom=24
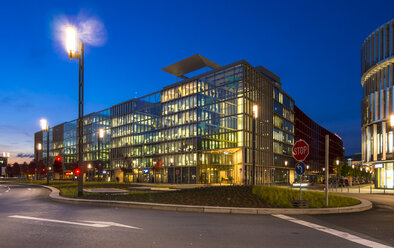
left=84, top=221, right=142, bottom=229
left=5, top=186, right=10, bottom=193
left=273, top=214, right=391, bottom=248
left=9, top=215, right=141, bottom=229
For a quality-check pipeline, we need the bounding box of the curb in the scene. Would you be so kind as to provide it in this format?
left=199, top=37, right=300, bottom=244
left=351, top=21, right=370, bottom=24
left=40, top=185, right=373, bottom=215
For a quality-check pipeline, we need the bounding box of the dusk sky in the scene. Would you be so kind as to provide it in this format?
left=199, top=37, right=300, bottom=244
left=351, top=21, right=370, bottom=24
left=1, top=0, right=394, bottom=164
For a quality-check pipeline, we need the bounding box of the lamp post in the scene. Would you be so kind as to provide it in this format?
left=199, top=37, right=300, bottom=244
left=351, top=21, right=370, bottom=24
left=98, top=128, right=104, bottom=182
left=40, top=119, right=50, bottom=185
left=306, top=165, right=310, bottom=178
left=65, top=26, right=85, bottom=196
left=336, top=159, right=340, bottom=187
left=36, top=143, right=42, bottom=180
left=87, top=163, right=92, bottom=181
left=170, top=158, right=175, bottom=184
left=252, top=105, right=258, bottom=185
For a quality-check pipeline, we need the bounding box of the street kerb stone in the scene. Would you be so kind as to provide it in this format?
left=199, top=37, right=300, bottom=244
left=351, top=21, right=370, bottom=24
left=41, top=185, right=372, bottom=215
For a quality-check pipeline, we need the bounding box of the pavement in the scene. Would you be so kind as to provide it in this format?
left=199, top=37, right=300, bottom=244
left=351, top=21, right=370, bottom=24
left=0, top=183, right=393, bottom=247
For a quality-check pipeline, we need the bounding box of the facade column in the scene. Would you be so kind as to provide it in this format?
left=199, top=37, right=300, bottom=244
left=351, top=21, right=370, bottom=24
left=361, top=127, right=365, bottom=162
left=367, top=126, right=371, bottom=162
left=383, top=122, right=387, bottom=160
left=373, top=124, right=378, bottom=161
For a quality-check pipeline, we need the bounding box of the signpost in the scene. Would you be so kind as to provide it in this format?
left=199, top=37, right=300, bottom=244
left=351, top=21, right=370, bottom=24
left=295, top=162, right=306, bottom=200
left=292, top=139, right=309, bottom=201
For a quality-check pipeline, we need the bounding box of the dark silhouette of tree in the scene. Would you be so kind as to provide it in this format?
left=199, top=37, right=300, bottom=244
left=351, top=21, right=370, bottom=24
left=6, top=163, right=21, bottom=177
left=38, top=160, right=46, bottom=175
left=20, top=162, right=28, bottom=177
left=28, top=161, right=37, bottom=175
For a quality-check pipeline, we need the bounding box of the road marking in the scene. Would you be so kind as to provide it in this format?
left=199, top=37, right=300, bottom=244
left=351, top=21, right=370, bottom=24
left=9, top=215, right=141, bottom=229
left=5, top=186, right=10, bottom=193
left=84, top=221, right=142, bottom=229
left=273, top=214, right=391, bottom=248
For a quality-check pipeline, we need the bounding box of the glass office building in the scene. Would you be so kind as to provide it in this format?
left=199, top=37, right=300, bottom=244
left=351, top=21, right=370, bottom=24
left=361, top=20, right=394, bottom=189
left=34, top=55, right=295, bottom=184
left=294, top=106, right=344, bottom=182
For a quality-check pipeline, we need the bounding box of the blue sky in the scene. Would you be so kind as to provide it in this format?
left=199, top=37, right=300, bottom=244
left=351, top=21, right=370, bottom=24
left=1, top=0, right=393, bottom=163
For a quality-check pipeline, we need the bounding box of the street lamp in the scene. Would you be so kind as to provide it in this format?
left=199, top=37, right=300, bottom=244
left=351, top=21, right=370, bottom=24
left=36, top=143, right=42, bottom=180
left=40, top=119, right=50, bottom=185
left=170, top=158, right=175, bottom=184
left=252, top=104, right=258, bottom=185
left=65, top=25, right=85, bottom=196
left=336, top=159, right=340, bottom=187
left=390, top=115, right=394, bottom=127
left=98, top=128, right=104, bottom=181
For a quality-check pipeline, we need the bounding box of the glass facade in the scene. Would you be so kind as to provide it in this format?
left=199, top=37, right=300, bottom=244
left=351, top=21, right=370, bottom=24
left=294, top=106, right=344, bottom=183
left=361, top=20, right=394, bottom=188
left=34, top=59, right=295, bottom=184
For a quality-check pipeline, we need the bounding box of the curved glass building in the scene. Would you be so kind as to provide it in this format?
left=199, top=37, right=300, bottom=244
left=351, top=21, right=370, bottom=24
left=361, top=20, right=394, bottom=189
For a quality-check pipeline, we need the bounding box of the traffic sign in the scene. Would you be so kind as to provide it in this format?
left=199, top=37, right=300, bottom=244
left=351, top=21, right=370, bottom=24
left=295, top=162, right=306, bottom=175
left=292, top=139, right=309, bottom=161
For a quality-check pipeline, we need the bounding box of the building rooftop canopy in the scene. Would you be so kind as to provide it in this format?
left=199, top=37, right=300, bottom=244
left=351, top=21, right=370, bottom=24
left=162, top=54, right=221, bottom=79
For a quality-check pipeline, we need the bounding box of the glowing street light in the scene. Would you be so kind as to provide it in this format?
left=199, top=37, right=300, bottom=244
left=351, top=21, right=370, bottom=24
left=65, top=26, right=77, bottom=57
left=391, top=115, right=394, bottom=127
left=99, top=128, right=105, bottom=139
left=65, top=25, right=85, bottom=196
left=40, top=119, right=48, bottom=132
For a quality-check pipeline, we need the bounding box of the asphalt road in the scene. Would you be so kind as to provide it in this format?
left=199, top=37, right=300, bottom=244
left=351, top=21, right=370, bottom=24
left=0, top=184, right=392, bottom=248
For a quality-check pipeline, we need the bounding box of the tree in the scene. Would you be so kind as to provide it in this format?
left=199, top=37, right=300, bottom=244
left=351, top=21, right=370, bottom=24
left=28, top=161, right=37, bottom=175
left=37, top=160, right=46, bottom=175
left=53, top=157, right=63, bottom=174
left=20, top=162, right=28, bottom=177
left=6, top=163, right=20, bottom=177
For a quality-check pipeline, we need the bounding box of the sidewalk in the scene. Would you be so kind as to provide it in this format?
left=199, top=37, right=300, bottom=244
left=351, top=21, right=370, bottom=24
left=308, top=183, right=394, bottom=195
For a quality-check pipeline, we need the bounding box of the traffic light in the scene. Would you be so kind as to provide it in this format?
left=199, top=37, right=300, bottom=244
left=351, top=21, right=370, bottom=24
left=53, top=156, right=63, bottom=173
left=74, top=167, right=81, bottom=176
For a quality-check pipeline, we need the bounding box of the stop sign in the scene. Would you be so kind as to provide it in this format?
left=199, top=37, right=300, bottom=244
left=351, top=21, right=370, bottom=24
left=292, top=139, right=309, bottom=161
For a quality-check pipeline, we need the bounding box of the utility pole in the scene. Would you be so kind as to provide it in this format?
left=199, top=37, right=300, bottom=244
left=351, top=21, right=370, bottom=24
left=325, top=135, right=329, bottom=207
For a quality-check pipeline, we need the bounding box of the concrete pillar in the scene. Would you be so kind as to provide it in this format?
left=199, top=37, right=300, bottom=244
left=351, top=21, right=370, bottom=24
left=373, top=124, right=378, bottom=161
left=383, top=122, right=387, bottom=160
left=365, top=127, right=372, bottom=162
left=361, top=127, right=365, bottom=162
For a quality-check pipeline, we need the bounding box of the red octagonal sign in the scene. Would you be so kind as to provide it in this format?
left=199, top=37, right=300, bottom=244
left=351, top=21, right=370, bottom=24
left=292, top=139, right=309, bottom=161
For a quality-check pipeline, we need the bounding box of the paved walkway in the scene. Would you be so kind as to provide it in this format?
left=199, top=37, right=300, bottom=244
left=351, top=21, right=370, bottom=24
left=308, top=183, right=394, bottom=194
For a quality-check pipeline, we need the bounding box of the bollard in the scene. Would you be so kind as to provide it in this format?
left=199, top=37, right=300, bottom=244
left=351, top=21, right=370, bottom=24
left=384, top=187, right=386, bottom=194
left=359, top=186, right=360, bottom=193
left=341, top=186, right=343, bottom=192
left=347, top=186, right=349, bottom=193
left=370, top=185, right=372, bottom=194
